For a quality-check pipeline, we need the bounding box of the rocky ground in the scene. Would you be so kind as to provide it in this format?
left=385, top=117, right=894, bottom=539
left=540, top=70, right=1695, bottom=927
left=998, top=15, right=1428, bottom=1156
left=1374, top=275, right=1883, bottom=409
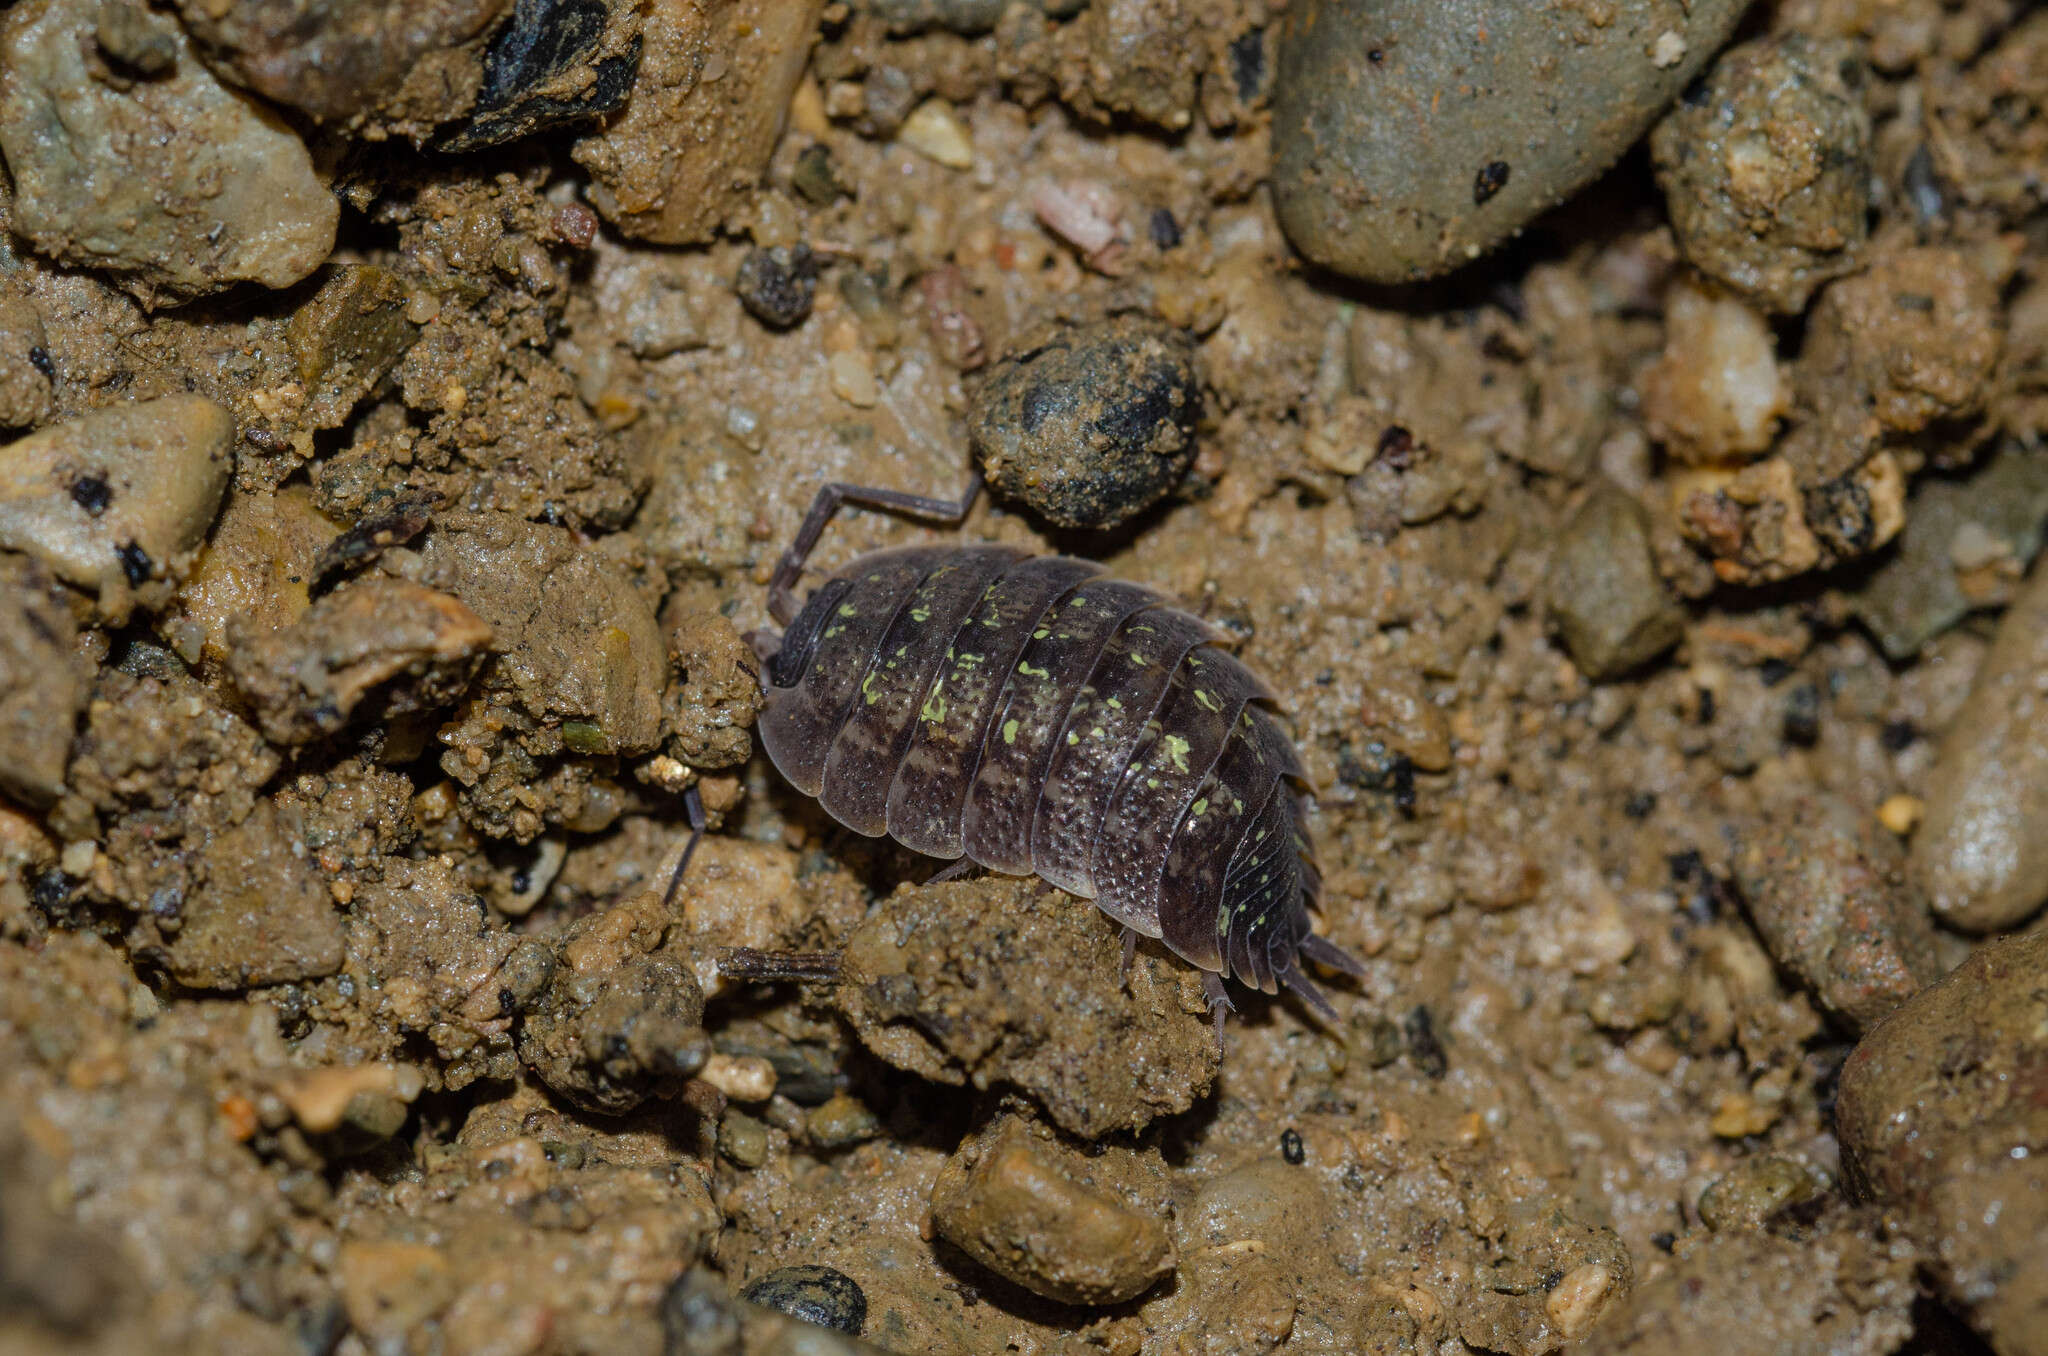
left=0, top=1, right=2045, bottom=1353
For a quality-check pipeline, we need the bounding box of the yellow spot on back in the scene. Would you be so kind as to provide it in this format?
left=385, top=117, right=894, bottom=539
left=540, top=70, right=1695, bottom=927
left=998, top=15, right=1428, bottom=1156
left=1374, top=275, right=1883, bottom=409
left=1164, top=734, right=1191, bottom=772
left=838, top=603, right=859, bottom=617
left=1002, top=719, right=1019, bottom=744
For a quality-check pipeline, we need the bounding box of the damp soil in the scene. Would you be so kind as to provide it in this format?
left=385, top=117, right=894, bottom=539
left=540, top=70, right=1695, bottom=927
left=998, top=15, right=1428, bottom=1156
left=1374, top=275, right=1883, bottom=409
left=2, top=2, right=2046, bottom=1354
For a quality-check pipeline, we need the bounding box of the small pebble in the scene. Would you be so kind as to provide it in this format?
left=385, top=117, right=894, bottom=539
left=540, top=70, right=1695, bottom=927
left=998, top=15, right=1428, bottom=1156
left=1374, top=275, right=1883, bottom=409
left=792, top=143, right=848, bottom=205
left=1279, top=1128, right=1305, bottom=1165
left=699, top=1053, right=777, bottom=1103
left=827, top=350, right=879, bottom=408
left=734, top=244, right=820, bottom=329
left=1697, top=1156, right=1825, bottom=1232
left=740, top=1265, right=868, bottom=1336
left=1876, top=794, right=1923, bottom=836
left=1729, top=795, right=1938, bottom=1032
left=1544, top=482, right=1688, bottom=682
left=1641, top=277, right=1787, bottom=464
left=1651, top=35, right=1871, bottom=314
left=806, top=1092, right=882, bottom=1149
left=278, top=1064, right=422, bottom=1135
left=1545, top=1262, right=1620, bottom=1340
left=719, top=1110, right=771, bottom=1169
left=895, top=98, right=974, bottom=169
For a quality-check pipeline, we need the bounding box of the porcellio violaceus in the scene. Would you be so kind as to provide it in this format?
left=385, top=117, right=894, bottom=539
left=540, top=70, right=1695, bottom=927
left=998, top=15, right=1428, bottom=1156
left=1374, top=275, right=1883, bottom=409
left=736, top=473, right=1364, bottom=1023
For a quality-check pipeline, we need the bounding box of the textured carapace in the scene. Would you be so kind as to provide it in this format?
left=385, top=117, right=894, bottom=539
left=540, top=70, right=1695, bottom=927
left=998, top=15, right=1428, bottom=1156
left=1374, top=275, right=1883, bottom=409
left=757, top=528, right=1363, bottom=1016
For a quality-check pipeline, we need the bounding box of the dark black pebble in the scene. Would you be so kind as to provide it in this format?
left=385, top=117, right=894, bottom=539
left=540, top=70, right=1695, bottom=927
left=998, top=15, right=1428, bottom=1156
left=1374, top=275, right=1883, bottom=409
left=1148, top=207, right=1182, bottom=251
left=1403, top=1004, right=1447, bottom=1079
left=793, top=144, right=850, bottom=205
left=735, top=245, right=821, bottom=330
left=115, top=541, right=152, bottom=585
left=1473, top=160, right=1511, bottom=205
left=968, top=314, right=1202, bottom=530
left=1782, top=683, right=1822, bottom=746
left=67, top=473, right=111, bottom=515
left=740, top=1264, right=868, bottom=1336
left=1280, top=1127, right=1305, bottom=1164
left=438, top=0, right=642, bottom=152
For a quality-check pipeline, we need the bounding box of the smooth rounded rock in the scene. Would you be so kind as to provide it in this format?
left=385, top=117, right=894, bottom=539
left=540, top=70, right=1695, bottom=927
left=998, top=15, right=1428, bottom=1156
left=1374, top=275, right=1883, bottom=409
left=969, top=315, right=1201, bottom=530
left=1912, top=559, right=2048, bottom=931
left=1272, top=0, right=1752, bottom=284
left=929, top=1115, right=1173, bottom=1307
left=0, top=395, right=233, bottom=605
left=740, top=1265, right=868, bottom=1336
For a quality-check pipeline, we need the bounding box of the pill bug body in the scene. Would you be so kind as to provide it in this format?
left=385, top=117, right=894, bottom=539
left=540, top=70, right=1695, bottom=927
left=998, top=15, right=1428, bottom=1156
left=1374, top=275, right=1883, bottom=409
left=757, top=523, right=1361, bottom=1015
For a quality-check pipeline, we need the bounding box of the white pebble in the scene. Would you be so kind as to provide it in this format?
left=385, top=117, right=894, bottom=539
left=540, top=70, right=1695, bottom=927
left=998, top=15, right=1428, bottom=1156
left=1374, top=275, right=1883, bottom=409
left=897, top=99, right=974, bottom=170
left=699, top=1053, right=777, bottom=1102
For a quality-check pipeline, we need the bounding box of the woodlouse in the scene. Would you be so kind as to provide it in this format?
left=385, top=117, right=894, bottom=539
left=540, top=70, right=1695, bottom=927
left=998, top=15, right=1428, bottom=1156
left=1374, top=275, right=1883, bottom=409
left=673, top=473, right=1363, bottom=1025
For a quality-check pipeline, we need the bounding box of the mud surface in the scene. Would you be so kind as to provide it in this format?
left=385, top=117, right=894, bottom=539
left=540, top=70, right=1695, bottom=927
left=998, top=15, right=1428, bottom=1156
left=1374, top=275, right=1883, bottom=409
left=1, top=1, right=2046, bottom=1353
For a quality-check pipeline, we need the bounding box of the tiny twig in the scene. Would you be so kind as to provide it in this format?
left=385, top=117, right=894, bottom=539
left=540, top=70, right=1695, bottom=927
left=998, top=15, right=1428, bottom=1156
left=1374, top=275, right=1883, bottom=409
left=717, top=947, right=844, bottom=984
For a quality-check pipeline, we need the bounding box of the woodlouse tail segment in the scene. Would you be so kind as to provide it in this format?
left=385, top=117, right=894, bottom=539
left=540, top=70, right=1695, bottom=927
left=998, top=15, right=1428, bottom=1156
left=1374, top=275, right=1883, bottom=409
left=1297, top=932, right=1367, bottom=979
left=1278, top=960, right=1338, bottom=1022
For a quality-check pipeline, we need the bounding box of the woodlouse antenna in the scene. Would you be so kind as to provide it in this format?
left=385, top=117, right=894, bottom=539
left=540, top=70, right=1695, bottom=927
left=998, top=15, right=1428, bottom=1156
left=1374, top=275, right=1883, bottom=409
left=767, top=473, right=985, bottom=625
left=660, top=782, right=708, bottom=911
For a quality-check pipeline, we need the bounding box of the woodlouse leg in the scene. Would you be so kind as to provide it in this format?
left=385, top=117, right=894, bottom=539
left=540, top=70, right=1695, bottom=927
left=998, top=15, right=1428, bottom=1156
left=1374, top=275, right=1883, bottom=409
left=659, top=781, right=708, bottom=911
left=1119, top=927, right=1138, bottom=984
left=1201, top=970, right=1235, bottom=1052
left=927, top=858, right=976, bottom=885
left=768, top=473, right=986, bottom=625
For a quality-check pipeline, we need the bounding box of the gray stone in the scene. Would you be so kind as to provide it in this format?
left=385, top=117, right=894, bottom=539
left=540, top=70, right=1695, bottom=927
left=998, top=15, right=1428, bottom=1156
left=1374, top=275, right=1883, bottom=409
left=1912, top=558, right=2048, bottom=932
left=1544, top=482, right=1687, bottom=681
left=1853, top=443, right=2048, bottom=661
left=0, top=552, right=82, bottom=807
left=0, top=395, right=233, bottom=612
left=1272, top=0, right=1751, bottom=285
left=0, top=0, right=337, bottom=306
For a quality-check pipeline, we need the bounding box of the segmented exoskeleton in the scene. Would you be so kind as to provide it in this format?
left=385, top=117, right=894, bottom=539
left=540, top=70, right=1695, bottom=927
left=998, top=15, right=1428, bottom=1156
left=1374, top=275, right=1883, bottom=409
left=678, top=472, right=1363, bottom=1026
